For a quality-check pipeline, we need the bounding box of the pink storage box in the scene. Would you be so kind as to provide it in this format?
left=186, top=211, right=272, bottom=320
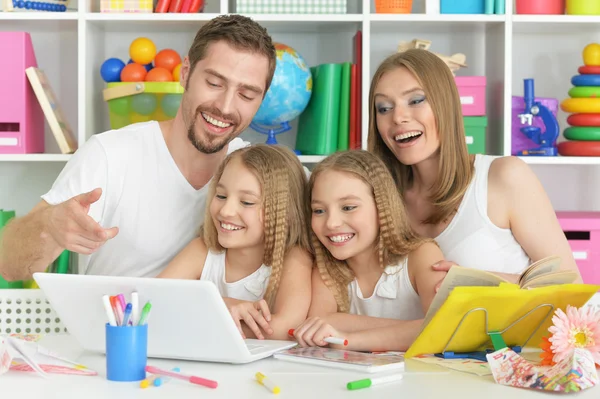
left=455, top=76, right=486, bottom=116
left=0, top=32, right=44, bottom=154
left=556, top=211, right=600, bottom=286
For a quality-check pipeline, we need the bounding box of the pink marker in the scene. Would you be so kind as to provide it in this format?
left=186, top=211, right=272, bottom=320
left=145, top=366, right=218, bottom=389
left=117, top=294, right=126, bottom=312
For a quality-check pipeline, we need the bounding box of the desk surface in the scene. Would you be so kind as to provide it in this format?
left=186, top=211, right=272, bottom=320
left=3, top=335, right=599, bottom=398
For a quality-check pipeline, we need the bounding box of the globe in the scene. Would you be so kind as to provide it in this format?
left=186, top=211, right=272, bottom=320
left=251, top=43, right=312, bottom=144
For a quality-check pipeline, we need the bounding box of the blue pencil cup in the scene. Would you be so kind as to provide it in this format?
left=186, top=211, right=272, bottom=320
left=105, top=323, right=148, bottom=382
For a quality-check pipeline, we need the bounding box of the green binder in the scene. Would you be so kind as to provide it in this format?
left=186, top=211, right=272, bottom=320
left=337, top=62, right=351, bottom=151
left=296, top=63, right=343, bottom=155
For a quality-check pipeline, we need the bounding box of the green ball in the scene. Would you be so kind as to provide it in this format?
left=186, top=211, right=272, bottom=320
left=108, top=97, right=130, bottom=116
left=131, top=93, right=157, bottom=116
left=161, top=94, right=181, bottom=117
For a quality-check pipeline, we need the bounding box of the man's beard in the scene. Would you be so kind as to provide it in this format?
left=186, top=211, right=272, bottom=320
left=187, top=106, right=239, bottom=154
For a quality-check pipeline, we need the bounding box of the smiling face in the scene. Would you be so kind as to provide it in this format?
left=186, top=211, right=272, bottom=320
left=310, top=170, right=379, bottom=263
left=209, top=156, right=264, bottom=249
left=179, top=40, right=270, bottom=154
left=374, top=66, right=440, bottom=166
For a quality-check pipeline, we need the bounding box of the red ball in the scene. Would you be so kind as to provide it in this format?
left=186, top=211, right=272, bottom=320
left=120, top=63, right=147, bottom=82
left=154, top=49, right=182, bottom=73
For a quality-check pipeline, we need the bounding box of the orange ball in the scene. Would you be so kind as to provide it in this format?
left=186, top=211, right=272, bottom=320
left=154, top=49, right=182, bottom=72
left=145, top=67, right=173, bottom=82
left=172, top=63, right=182, bottom=81
left=120, top=63, right=147, bottom=82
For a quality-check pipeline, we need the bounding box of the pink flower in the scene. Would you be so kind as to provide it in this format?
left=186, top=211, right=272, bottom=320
left=548, top=305, right=600, bottom=365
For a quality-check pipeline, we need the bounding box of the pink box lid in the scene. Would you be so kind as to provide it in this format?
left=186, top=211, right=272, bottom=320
left=455, top=76, right=486, bottom=86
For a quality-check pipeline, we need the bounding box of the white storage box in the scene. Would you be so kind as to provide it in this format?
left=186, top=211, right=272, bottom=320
left=236, top=0, right=347, bottom=14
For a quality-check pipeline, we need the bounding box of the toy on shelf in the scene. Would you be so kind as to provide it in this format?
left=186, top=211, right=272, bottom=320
left=559, top=43, right=600, bottom=157
left=100, top=0, right=152, bottom=13
left=513, top=79, right=559, bottom=156
left=100, top=37, right=184, bottom=129
left=8, top=0, right=68, bottom=12
left=441, top=0, right=505, bottom=14
left=374, top=0, right=413, bottom=14
left=397, top=39, right=467, bottom=75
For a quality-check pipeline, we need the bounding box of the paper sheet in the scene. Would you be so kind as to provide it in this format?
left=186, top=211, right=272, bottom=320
left=410, top=353, right=492, bottom=376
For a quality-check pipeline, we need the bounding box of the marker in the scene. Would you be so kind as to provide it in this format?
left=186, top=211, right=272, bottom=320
left=117, top=294, right=126, bottom=313
left=255, top=372, right=280, bottom=394
left=121, top=303, right=132, bottom=327
left=145, top=365, right=217, bottom=389
left=102, top=295, right=117, bottom=327
left=131, top=292, right=139, bottom=326
left=138, top=301, right=152, bottom=325
left=346, top=374, right=404, bottom=390
left=154, top=367, right=181, bottom=386
left=287, top=329, right=348, bottom=346
left=140, top=374, right=157, bottom=388
left=109, top=296, right=123, bottom=326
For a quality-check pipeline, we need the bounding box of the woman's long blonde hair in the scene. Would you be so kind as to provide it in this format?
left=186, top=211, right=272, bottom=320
left=203, top=144, right=310, bottom=306
left=308, top=150, right=432, bottom=312
left=367, top=49, right=474, bottom=225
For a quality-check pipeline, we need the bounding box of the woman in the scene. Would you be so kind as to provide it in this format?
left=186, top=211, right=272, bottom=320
left=367, top=48, right=580, bottom=283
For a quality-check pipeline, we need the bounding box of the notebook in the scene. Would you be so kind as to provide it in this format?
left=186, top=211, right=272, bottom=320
left=274, top=347, right=405, bottom=373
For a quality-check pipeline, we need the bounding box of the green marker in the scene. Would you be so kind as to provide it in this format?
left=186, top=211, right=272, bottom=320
left=137, top=301, right=152, bottom=326
left=347, top=374, right=403, bottom=390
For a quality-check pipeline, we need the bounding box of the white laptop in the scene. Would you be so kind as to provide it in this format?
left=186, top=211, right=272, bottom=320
left=33, top=273, right=297, bottom=364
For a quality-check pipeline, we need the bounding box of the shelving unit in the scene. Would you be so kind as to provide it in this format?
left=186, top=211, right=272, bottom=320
left=1, top=0, right=600, bottom=216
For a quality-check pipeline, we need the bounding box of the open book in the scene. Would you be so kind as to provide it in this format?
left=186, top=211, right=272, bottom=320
left=422, top=255, right=579, bottom=328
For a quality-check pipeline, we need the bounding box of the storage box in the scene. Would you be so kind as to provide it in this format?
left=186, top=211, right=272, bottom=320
left=441, top=0, right=484, bottom=14
left=556, top=211, right=600, bottom=286
left=100, top=0, right=153, bottom=13
left=511, top=95, right=558, bottom=156
left=455, top=76, right=486, bottom=116
left=235, top=0, right=347, bottom=14
left=464, top=116, right=487, bottom=154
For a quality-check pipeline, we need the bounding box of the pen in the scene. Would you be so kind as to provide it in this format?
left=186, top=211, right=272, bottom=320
left=121, top=303, right=132, bottom=327
left=145, top=365, right=218, bottom=389
left=287, top=329, right=348, bottom=346
left=347, top=373, right=403, bottom=390
left=109, top=296, right=123, bottom=326
left=140, top=374, right=157, bottom=388
left=117, top=294, right=126, bottom=313
left=131, top=292, right=139, bottom=326
left=102, top=295, right=117, bottom=327
left=154, top=367, right=181, bottom=387
left=255, top=372, right=280, bottom=394
left=138, top=301, right=152, bottom=325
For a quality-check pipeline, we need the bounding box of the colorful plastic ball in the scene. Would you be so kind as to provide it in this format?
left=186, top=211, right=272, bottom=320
left=128, top=59, right=153, bottom=72
left=145, top=67, right=173, bottom=82
left=129, top=37, right=157, bottom=65
left=172, top=63, right=182, bottom=82
left=120, top=63, right=148, bottom=82
left=583, top=43, right=600, bottom=66
left=131, top=93, right=157, bottom=116
left=161, top=94, right=181, bottom=117
left=100, top=58, right=125, bottom=82
left=154, top=49, right=182, bottom=72
left=108, top=97, right=130, bottom=116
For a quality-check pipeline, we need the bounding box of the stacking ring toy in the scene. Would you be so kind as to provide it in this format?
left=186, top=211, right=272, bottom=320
left=563, top=127, right=600, bottom=141
left=567, top=113, right=600, bottom=126
left=558, top=140, right=600, bottom=156
left=571, top=74, right=600, bottom=87
left=561, top=98, right=600, bottom=113
left=568, top=86, right=600, bottom=98
left=579, top=65, right=600, bottom=75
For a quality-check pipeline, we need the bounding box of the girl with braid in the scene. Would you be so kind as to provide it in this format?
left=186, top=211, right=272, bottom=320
left=291, top=150, right=447, bottom=352
left=158, top=144, right=312, bottom=341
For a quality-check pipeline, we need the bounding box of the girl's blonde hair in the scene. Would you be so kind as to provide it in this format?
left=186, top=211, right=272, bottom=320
left=203, top=144, right=310, bottom=306
left=308, top=150, right=431, bottom=312
left=367, top=49, right=474, bottom=225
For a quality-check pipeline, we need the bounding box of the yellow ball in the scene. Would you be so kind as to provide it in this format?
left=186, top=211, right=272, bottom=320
left=172, top=63, right=182, bottom=82
left=130, top=37, right=157, bottom=65
left=583, top=43, right=600, bottom=66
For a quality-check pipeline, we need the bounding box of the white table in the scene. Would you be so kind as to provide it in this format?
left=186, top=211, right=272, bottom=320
left=3, top=335, right=599, bottom=399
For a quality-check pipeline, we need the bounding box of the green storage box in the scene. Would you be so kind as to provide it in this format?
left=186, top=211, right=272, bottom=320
left=464, top=116, right=487, bottom=154
left=0, top=209, right=22, bottom=288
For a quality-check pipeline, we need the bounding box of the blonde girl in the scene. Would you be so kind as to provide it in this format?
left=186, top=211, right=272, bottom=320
left=159, top=144, right=312, bottom=341
left=292, top=150, right=447, bottom=352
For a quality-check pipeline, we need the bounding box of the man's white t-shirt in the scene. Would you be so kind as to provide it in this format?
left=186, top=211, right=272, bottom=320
left=41, top=121, right=249, bottom=277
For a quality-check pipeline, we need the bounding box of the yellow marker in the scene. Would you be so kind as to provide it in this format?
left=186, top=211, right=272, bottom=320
left=255, top=372, right=280, bottom=394
left=140, top=374, right=157, bottom=388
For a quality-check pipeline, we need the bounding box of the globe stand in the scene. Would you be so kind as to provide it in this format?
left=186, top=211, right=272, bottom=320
left=250, top=121, right=291, bottom=145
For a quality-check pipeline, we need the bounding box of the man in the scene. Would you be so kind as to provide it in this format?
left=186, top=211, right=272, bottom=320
left=0, top=15, right=276, bottom=281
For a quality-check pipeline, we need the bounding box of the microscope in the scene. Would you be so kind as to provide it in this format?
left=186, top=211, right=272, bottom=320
left=517, top=79, right=559, bottom=156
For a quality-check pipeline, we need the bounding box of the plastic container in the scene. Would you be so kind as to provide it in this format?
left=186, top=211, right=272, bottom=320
left=464, top=116, right=487, bottom=154
left=375, top=0, right=412, bottom=13
left=566, top=0, right=600, bottom=15
left=441, top=0, right=484, bottom=14
left=103, top=82, right=184, bottom=130
left=105, top=323, right=148, bottom=382
left=516, top=0, right=564, bottom=14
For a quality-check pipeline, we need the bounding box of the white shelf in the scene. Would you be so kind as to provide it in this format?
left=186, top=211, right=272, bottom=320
left=512, top=15, right=600, bottom=24
left=85, top=12, right=220, bottom=21
left=369, top=13, right=505, bottom=22
left=0, top=11, right=79, bottom=19
left=0, top=154, right=71, bottom=162
left=520, top=156, right=600, bottom=166
left=297, top=155, right=326, bottom=164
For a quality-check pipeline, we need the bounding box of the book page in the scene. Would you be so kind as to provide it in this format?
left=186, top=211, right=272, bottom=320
left=422, top=266, right=507, bottom=328
left=518, top=255, right=562, bottom=287
left=521, top=270, right=580, bottom=290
